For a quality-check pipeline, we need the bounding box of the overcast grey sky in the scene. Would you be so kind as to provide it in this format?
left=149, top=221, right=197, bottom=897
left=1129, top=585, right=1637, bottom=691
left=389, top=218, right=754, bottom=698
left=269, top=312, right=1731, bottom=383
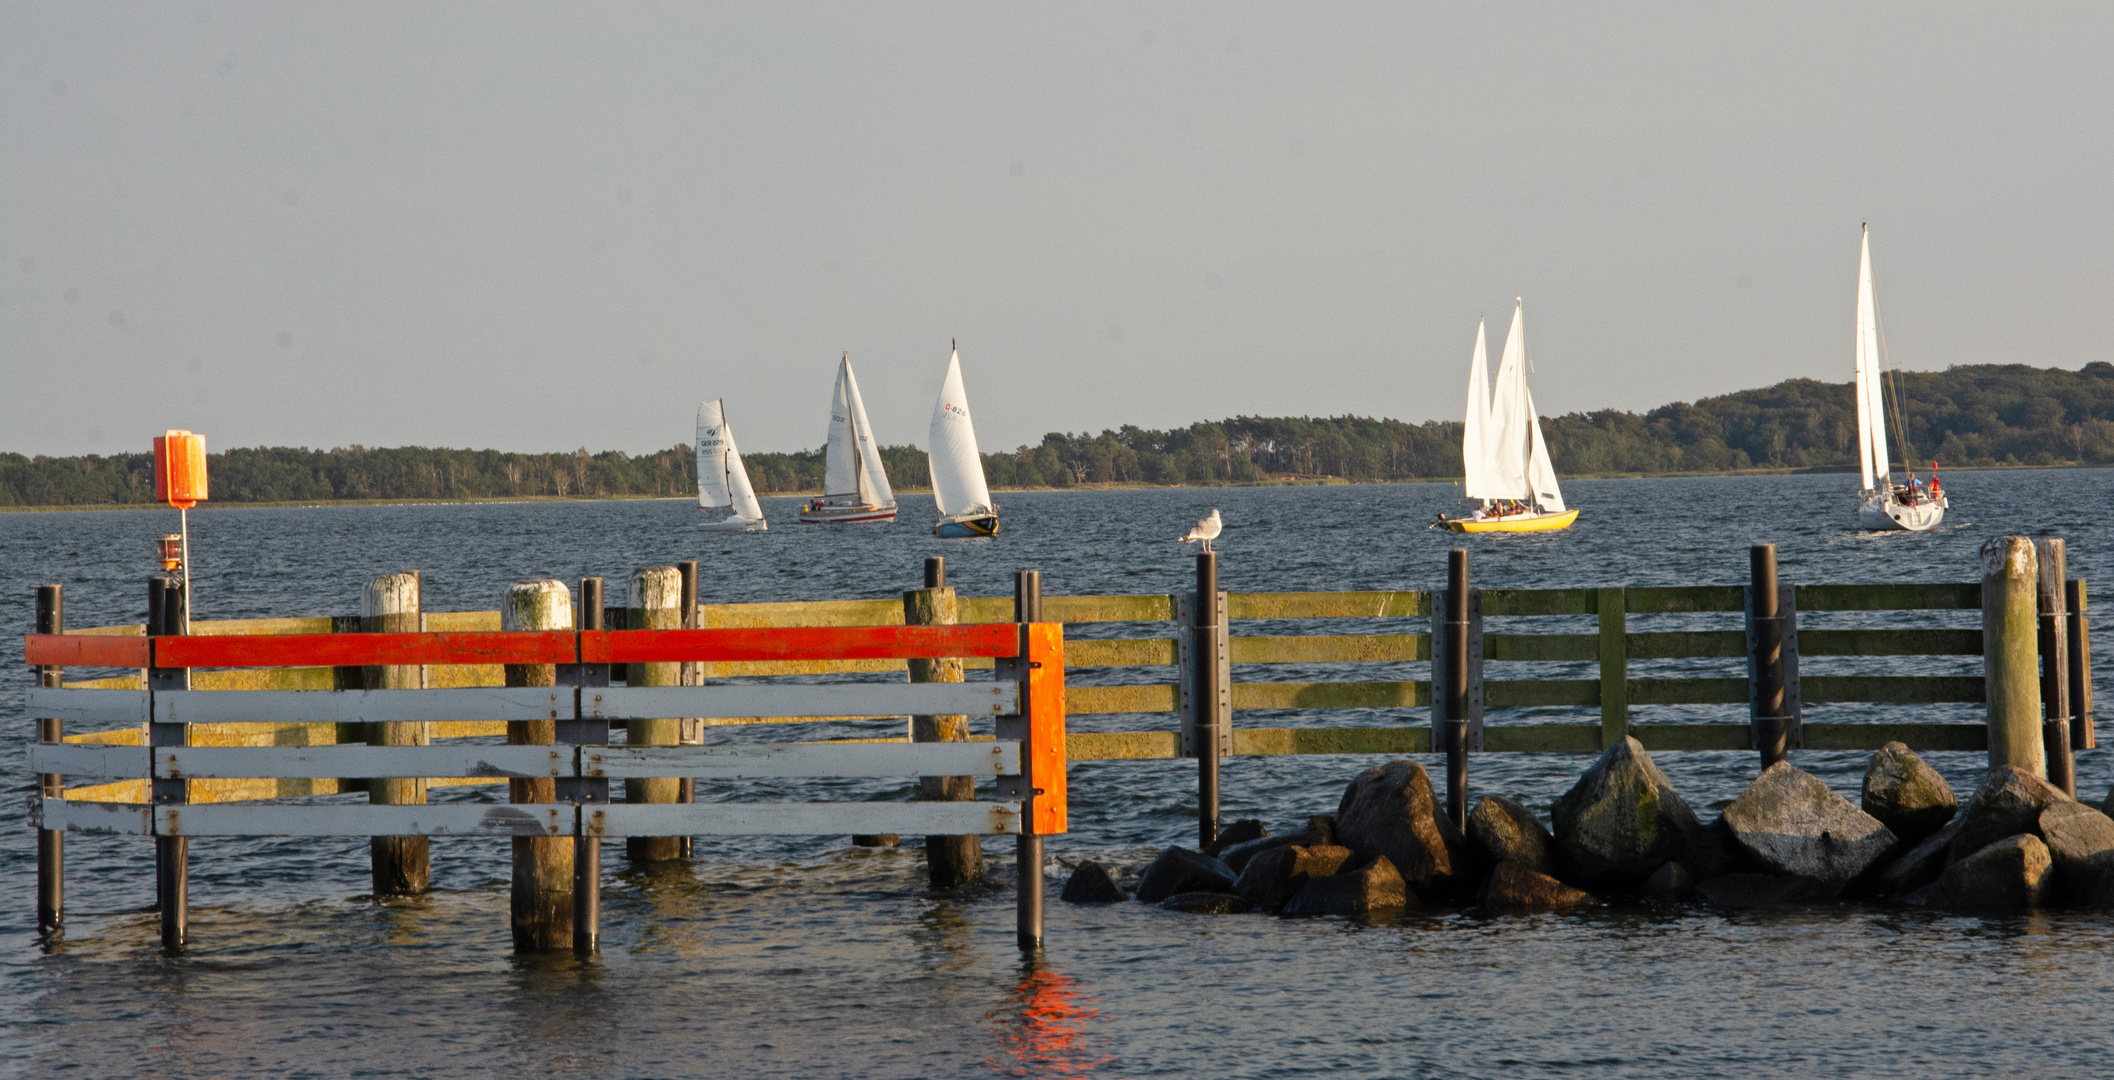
left=4, top=3, right=2110, bottom=458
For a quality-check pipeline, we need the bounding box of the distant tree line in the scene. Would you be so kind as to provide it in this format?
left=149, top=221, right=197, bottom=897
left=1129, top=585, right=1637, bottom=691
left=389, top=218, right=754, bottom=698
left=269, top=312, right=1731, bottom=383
left=5, top=363, right=2111, bottom=507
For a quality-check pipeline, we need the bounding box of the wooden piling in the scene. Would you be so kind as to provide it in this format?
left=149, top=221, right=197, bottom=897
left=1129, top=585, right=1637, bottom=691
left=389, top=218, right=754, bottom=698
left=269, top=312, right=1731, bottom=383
left=571, top=577, right=607, bottom=955
left=1982, top=537, right=2045, bottom=777
left=906, top=558, right=980, bottom=886
left=1014, top=570, right=1045, bottom=953
left=149, top=576, right=190, bottom=953
left=1194, top=552, right=1221, bottom=850
left=35, top=584, right=63, bottom=937
left=1750, top=543, right=1790, bottom=769
left=626, top=566, right=685, bottom=864
left=363, top=571, right=430, bottom=894
left=2069, top=579, right=2094, bottom=751
left=2036, top=540, right=2074, bottom=796
left=504, top=579, right=573, bottom=952
left=1442, top=549, right=1469, bottom=829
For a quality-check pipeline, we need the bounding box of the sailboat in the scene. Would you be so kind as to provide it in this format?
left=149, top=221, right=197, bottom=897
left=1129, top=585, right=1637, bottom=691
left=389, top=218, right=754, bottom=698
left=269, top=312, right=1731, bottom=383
left=928, top=342, right=998, bottom=537
left=798, top=353, right=898, bottom=524
left=696, top=398, right=768, bottom=532
left=1852, top=226, right=1947, bottom=531
left=1437, top=300, right=1579, bottom=533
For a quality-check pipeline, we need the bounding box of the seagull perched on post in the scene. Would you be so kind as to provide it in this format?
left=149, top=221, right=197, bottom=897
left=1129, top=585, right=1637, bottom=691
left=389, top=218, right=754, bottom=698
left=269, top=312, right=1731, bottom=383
left=1180, top=508, right=1223, bottom=552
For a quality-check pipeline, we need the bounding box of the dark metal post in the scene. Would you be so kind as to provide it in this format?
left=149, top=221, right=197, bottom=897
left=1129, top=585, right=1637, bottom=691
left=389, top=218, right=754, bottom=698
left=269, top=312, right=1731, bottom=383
left=1195, top=553, right=1221, bottom=849
left=571, top=577, right=606, bottom=955
left=1014, top=570, right=1044, bottom=953
left=36, top=585, right=64, bottom=937
left=1443, top=549, right=1469, bottom=829
left=925, top=555, right=945, bottom=589
left=2036, top=540, right=2074, bottom=796
left=677, top=560, right=699, bottom=857
left=150, top=576, right=191, bottom=953
left=2069, top=579, right=2094, bottom=751
left=1750, top=543, right=1789, bottom=769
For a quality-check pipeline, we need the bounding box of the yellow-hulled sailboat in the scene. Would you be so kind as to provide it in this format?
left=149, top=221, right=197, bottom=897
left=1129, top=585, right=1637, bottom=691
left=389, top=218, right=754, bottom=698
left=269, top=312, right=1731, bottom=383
left=1437, top=300, right=1578, bottom=533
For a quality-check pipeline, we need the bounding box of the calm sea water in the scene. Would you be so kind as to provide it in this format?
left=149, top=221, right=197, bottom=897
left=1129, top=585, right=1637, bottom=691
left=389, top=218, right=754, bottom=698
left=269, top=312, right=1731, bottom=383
left=3, top=472, right=2110, bottom=1078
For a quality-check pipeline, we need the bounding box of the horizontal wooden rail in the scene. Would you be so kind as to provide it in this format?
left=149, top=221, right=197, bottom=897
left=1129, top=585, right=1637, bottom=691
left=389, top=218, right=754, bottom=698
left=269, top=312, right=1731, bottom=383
left=584, top=624, right=1022, bottom=663
left=585, top=801, right=1022, bottom=837
left=157, top=631, right=576, bottom=669
left=582, top=742, right=1019, bottom=779
left=1061, top=721, right=1992, bottom=759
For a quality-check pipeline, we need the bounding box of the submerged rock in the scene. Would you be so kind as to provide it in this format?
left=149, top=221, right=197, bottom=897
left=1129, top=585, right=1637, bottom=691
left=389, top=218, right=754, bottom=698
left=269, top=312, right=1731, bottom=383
left=1695, top=873, right=1825, bottom=910
left=1551, top=737, right=1700, bottom=888
left=1218, top=816, right=1335, bottom=875
left=1480, top=863, right=1599, bottom=913
left=1861, top=742, right=1959, bottom=844
left=1930, top=834, right=2052, bottom=910
left=1334, top=761, right=1469, bottom=893
left=1643, top=861, right=1695, bottom=906
left=1204, top=819, right=1267, bottom=858
left=1232, top=844, right=1353, bottom=914
left=1060, top=860, right=1127, bottom=904
left=2038, top=801, right=2114, bottom=902
left=1281, top=856, right=1411, bottom=918
left=1159, top=891, right=1254, bottom=914
left=1875, top=818, right=1963, bottom=897
left=1951, top=766, right=2070, bottom=862
left=1134, top=847, right=1237, bottom=904
left=1722, top=762, right=1896, bottom=893
left=1466, top=795, right=1557, bottom=876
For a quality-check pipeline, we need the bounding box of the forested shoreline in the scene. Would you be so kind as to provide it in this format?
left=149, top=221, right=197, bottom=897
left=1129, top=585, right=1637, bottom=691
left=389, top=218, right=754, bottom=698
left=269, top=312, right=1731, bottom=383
left=6, top=363, right=2111, bottom=507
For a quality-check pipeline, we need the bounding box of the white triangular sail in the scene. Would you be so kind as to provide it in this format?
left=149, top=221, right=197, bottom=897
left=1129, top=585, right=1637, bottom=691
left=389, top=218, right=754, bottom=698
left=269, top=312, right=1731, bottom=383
left=839, top=357, right=894, bottom=508
left=1853, top=227, right=1890, bottom=492
left=928, top=347, right=992, bottom=517
left=823, top=359, right=860, bottom=499
left=1484, top=302, right=1532, bottom=499
left=1522, top=384, right=1566, bottom=512
left=696, top=399, right=765, bottom=522
left=1460, top=320, right=1504, bottom=500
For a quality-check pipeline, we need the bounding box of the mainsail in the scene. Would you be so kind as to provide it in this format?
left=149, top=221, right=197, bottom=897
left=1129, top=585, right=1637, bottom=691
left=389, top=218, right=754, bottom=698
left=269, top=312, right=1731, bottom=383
left=1484, top=302, right=1532, bottom=499
left=841, top=357, right=894, bottom=508
left=823, top=360, right=860, bottom=499
left=928, top=347, right=992, bottom=517
left=1854, top=227, right=1890, bottom=493
left=696, top=398, right=764, bottom=521
left=1461, top=319, right=1502, bottom=500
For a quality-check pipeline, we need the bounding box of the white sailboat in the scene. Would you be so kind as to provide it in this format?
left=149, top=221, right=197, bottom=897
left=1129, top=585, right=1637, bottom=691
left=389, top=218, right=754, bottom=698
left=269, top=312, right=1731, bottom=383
left=696, top=398, right=768, bottom=532
left=1852, top=226, right=1947, bottom=531
left=928, top=342, right=998, bottom=537
left=798, top=353, right=898, bottom=524
left=1438, top=300, right=1578, bottom=532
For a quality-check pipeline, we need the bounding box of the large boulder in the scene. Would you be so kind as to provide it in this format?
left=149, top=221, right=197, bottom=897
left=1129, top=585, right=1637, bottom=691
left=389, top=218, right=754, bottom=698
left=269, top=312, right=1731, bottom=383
left=1930, top=834, right=2052, bottom=910
left=1676, top=816, right=1750, bottom=882
left=1874, top=818, right=1963, bottom=897
left=2038, top=801, right=2114, bottom=902
left=1281, top=856, right=1412, bottom=918
left=2070, top=851, right=2114, bottom=907
left=1204, top=819, right=1267, bottom=857
left=1060, top=860, right=1127, bottom=903
left=1466, top=795, right=1557, bottom=876
left=1952, top=766, right=2070, bottom=861
left=1133, top=847, right=1236, bottom=904
left=1695, top=873, right=1825, bottom=910
left=1643, top=861, right=1695, bottom=906
left=1159, top=891, right=1254, bottom=914
left=1861, top=742, right=1959, bottom=844
left=1218, top=816, right=1335, bottom=875
left=1721, top=762, right=1897, bottom=893
left=1551, top=737, right=1701, bottom=888
left=1334, top=761, right=1469, bottom=893
left=1231, top=844, right=1353, bottom=913
left=1480, top=863, right=1599, bottom=913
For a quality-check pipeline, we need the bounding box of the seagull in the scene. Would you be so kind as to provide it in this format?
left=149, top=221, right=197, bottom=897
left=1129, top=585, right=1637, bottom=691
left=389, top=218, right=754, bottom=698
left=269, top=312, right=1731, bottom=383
left=1180, top=508, right=1223, bottom=552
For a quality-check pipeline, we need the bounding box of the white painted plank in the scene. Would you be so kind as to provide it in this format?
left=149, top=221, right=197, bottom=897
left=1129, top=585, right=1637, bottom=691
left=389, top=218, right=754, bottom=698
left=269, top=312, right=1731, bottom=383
left=586, top=801, right=1020, bottom=837
left=25, top=687, right=149, bottom=726
left=582, top=682, right=1017, bottom=720
left=155, top=745, right=567, bottom=780
left=30, top=743, right=152, bottom=778
left=153, top=687, right=569, bottom=725
left=584, top=741, right=1019, bottom=779
left=40, top=798, right=154, bottom=835
left=156, top=803, right=572, bottom=837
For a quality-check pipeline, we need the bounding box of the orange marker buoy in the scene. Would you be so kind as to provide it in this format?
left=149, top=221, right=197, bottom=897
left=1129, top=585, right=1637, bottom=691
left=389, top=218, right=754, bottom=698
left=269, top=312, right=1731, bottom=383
left=151, top=430, right=207, bottom=631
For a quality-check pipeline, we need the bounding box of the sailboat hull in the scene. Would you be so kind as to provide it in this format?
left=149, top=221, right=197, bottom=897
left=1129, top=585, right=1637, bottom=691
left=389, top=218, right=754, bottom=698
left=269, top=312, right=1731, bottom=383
left=934, top=514, right=999, bottom=538
left=1440, top=508, right=1579, bottom=533
left=700, top=515, right=768, bottom=533
left=1857, top=491, right=1946, bottom=532
left=798, top=502, right=896, bottom=524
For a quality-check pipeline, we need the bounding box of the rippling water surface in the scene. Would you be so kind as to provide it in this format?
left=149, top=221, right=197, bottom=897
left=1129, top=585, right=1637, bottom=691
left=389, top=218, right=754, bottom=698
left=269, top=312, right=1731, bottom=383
left=3, top=472, right=2110, bottom=1077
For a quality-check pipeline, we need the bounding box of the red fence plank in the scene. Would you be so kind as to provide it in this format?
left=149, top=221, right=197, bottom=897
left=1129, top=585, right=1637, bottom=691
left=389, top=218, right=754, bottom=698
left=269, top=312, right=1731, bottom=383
left=583, top=624, right=1022, bottom=663
left=24, top=634, right=150, bottom=668
left=152, top=631, right=576, bottom=669
left=1023, top=623, right=1068, bottom=836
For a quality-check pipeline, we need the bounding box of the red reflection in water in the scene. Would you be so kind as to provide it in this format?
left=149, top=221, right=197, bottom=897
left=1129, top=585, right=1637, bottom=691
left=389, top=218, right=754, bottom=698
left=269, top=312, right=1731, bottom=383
left=986, top=963, right=1116, bottom=1076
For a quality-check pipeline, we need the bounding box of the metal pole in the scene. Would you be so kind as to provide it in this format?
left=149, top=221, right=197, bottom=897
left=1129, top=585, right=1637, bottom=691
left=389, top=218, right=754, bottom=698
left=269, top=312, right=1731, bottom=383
left=1195, top=552, right=1221, bottom=850
left=151, top=576, right=190, bottom=953
left=2069, top=579, right=2094, bottom=751
left=1014, top=570, right=1044, bottom=954
left=2037, top=540, right=2074, bottom=796
left=36, top=584, right=63, bottom=937
left=573, top=577, right=604, bottom=955
left=925, top=555, right=945, bottom=589
left=179, top=506, right=192, bottom=633
left=1444, top=549, right=1469, bottom=829
left=677, top=559, right=699, bottom=858
left=1750, top=543, right=1789, bottom=769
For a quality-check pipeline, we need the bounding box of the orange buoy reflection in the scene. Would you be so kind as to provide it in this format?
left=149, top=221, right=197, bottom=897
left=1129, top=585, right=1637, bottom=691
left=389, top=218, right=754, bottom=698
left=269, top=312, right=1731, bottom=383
left=986, top=962, right=1116, bottom=1077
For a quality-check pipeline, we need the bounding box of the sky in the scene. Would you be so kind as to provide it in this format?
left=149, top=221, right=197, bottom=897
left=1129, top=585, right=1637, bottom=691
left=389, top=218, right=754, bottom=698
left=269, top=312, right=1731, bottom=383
left=3, top=3, right=2110, bottom=458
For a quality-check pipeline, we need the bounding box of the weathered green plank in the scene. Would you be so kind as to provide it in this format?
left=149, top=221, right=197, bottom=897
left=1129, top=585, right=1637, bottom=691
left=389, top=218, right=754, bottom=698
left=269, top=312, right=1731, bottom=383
left=1044, top=595, right=1176, bottom=623
left=1482, top=724, right=1604, bottom=753
left=1232, top=727, right=1430, bottom=756
left=424, top=611, right=500, bottom=632
left=1067, top=637, right=1178, bottom=667
left=1067, top=683, right=1179, bottom=715
left=1232, top=681, right=1428, bottom=709
left=1478, top=589, right=1596, bottom=616
left=1627, top=678, right=1748, bottom=705
left=1484, top=679, right=1601, bottom=707
left=1796, top=582, right=1980, bottom=611
left=1802, top=675, right=1986, bottom=704
left=1487, top=633, right=1598, bottom=662
left=1226, top=591, right=1425, bottom=619
left=193, top=616, right=339, bottom=636
left=1626, top=586, right=1745, bottom=613
left=192, top=667, right=336, bottom=691
left=1627, top=631, right=1747, bottom=658
left=1798, top=629, right=1983, bottom=657
left=1802, top=722, right=1988, bottom=751
left=1068, top=731, right=1179, bottom=759
left=1233, top=634, right=1426, bottom=664
left=699, top=599, right=904, bottom=628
